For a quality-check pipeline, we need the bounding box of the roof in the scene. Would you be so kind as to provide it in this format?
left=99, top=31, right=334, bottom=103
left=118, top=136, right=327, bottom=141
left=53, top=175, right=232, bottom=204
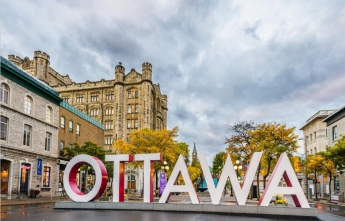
left=60, top=101, right=104, bottom=129
left=1, top=56, right=62, bottom=105
left=193, top=142, right=197, bottom=152
left=323, top=104, right=345, bottom=124
left=299, top=110, right=337, bottom=130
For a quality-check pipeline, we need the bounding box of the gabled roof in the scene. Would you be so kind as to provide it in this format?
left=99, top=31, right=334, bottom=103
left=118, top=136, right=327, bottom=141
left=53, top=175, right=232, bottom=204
left=323, top=105, right=345, bottom=125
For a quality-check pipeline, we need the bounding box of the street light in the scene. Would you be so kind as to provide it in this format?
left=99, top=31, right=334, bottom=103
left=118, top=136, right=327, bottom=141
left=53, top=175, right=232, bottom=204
left=232, top=160, right=242, bottom=196
left=161, top=161, right=169, bottom=172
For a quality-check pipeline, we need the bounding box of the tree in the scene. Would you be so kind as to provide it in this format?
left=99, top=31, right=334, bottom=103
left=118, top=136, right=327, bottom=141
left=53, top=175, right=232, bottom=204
left=316, top=135, right=345, bottom=200
left=212, top=152, right=227, bottom=177
left=250, top=122, right=298, bottom=189
left=225, top=121, right=258, bottom=198
left=306, top=155, right=324, bottom=200
left=112, top=127, right=194, bottom=189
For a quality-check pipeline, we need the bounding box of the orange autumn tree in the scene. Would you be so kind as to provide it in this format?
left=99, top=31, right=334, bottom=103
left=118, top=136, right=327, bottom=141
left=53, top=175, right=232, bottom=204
left=250, top=122, right=298, bottom=189
left=112, top=127, right=200, bottom=189
left=305, top=154, right=324, bottom=200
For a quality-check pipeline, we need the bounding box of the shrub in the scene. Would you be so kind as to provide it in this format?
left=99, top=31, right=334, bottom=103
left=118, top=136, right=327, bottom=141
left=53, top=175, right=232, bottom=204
left=275, top=199, right=287, bottom=204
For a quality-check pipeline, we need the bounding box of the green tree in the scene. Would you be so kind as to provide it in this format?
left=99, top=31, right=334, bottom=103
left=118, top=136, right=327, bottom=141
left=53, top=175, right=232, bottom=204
left=212, top=152, right=227, bottom=177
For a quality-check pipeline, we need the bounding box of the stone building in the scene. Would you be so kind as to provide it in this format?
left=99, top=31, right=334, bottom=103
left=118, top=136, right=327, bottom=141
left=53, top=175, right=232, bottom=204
left=300, top=110, right=337, bottom=199
left=1, top=56, right=62, bottom=199
left=323, top=105, right=345, bottom=202
left=57, top=101, right=104, bottom=188
left=8, top=51, right=72, bottom=86
left=8, top=52, right=168, bottom=152
left=8, top=51, right=168, bottom=192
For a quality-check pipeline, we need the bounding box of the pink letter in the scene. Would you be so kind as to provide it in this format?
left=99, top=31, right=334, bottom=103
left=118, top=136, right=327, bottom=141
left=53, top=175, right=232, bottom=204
left=258, top=152, right=309, bottom=208
left=105, top=154, right=134, bottom=202
left=135, top=153, right=162, bottom=202
left=63, top=154, right=108, bottom=202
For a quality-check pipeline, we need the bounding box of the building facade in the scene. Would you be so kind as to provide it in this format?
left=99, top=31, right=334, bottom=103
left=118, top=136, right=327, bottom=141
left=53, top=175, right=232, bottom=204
left=1, top=56, right=62, bottom=199
left=8, top=52, right=168, bottom=152
left=57, top=101, right=104, bottom=189
left=323, top=105, right=345, bottom=201
left=8, top=51, right=168, bottom=192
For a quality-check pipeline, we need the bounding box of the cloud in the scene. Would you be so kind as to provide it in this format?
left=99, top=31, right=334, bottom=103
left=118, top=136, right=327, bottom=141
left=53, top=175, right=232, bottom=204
left=2, top=0, right=345, bottom=164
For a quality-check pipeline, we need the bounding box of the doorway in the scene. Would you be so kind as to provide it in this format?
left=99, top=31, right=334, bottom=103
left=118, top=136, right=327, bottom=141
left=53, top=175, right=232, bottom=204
left=1, top=160, right=10, bottom=194
left=20, top=163, right=31, bottom=195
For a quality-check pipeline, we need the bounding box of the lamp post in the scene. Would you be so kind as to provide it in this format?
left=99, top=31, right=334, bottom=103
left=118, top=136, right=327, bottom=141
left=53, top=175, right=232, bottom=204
left=233, top=160, right=242, bottom=197
left=160, top=161, right=169, bottom=197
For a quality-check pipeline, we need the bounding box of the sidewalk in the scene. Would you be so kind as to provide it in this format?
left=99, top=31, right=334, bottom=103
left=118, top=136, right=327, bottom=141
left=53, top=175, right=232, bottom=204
left=1, top=196, right=63, bottom=206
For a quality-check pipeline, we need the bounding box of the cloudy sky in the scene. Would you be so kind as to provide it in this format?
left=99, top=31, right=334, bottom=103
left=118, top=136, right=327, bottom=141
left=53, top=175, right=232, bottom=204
left=2, top=0, right=345, bottom=163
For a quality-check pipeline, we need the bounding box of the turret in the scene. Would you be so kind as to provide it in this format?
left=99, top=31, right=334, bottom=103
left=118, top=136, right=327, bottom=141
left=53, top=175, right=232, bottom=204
left=33, top=50, right=50, bottom=82
left=142, top=62, right=152, bottom=81
left=8, top=55, right=23, bottom=66
left=115, top=62, right=125, bottom=82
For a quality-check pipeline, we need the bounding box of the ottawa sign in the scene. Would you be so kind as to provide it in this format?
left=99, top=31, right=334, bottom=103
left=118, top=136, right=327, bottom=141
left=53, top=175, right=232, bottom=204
left=63, top=152, right=309, bottom=208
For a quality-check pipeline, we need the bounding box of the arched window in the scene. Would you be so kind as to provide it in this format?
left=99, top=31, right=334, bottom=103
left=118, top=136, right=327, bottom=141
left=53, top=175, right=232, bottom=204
left=90, top=108, right=99, bottom=116
left=24, top=96, right=33, bottom=114
left=0, top=83, right=9, bottom=104
left=105, top=107, right=114, bottom=115
left=46, top=106, right=52, bottom=123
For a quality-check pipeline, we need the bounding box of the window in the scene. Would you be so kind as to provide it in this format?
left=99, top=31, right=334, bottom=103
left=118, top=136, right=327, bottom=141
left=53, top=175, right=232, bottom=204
left=332, top=126, right=338, bottom=141
left=76, top=124, right=80, bottom=135
left=306, top=136, right=308, bottom=144
left=91, top=94, right=98, bottom=102
left=127, top=120, right=131, bottom=129
left=23, top=124, right=32, bottom=146
left=314, top=132, right=316, bottom=140
left=40, top=62, right=43, bottom=78
left=105, top=107, right=114, bottom=115
left=134, top=119, right=138, bottom=128
left=310, top=134, right=312, bottom=142
left=45, top=133, right=51, bottom=151
left=128, top=91, right=131, bottom=99
left=1, top=116, right=8, bottom=141
left=42, top=166, right=51, bottom=188
left=60, top=116, right=65, bottom=128
left=105, top=135, right=113, bottom=145
left=76, top=95, right=84, bottom=103
left=135, top=91, right=139, bottom=98
left=60, top=141, right=65, bottom=156
left=63, top=96, right=70, bottom=103
left=105, top=121, right=113, bottom=130
left=90, top=108, right=99, bottom=116
left=314, top=147, right=317, bottom=154
left=135, top=104, right=138, bottom=113
left=106, top=92, right=114, bottom=100
left=127, top=105, right=131, bottom=113
left=326, top=129, right=328, bottom=138
left=24, top=96, right=33, bottom=114
left=310, top=149, right=313, bottom=154
left=69, top=121, right=73, bottom=132
left=46, top=106, right=52, bottom=123
left=68, top=143, right=72, bottom=148
left=0, top=83, right=9, bottom=104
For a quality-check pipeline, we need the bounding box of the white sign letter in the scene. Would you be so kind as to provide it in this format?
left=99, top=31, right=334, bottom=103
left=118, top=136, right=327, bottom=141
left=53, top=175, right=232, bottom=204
left=105, top=154, right=133, bottom=202
left=258, top=152, right=310, bottom=208
left=135, top=153, right=162, bottom=202
left=159, top=154, right=199, bottom=204
left=199, top=152, right=262, bottom=205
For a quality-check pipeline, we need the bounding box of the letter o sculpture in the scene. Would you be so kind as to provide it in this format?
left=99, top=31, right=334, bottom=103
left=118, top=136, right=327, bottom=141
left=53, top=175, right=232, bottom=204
left=63, top=154, right=108, bottom=202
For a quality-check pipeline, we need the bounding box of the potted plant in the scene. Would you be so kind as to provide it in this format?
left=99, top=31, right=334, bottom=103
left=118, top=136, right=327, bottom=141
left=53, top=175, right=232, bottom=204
left=29, top=189, right=35, bottom=198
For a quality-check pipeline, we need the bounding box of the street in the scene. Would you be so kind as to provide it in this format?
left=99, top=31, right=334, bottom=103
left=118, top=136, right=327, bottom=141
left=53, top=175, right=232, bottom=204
left=1, top=203, right=345, bottom=221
